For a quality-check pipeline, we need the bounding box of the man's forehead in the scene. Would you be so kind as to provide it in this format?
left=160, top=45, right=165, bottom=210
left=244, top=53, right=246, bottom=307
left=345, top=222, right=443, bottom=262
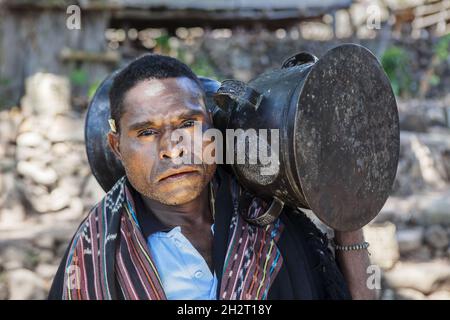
left=126, top=77, right=202, bottom=100
left=121, top=77, right=206, bottom=123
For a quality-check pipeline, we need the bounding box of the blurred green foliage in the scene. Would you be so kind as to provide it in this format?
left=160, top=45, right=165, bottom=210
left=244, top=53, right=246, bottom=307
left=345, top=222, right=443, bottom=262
left=435, top=34, right=450, bottom=62
left=190, top=56, right=218, bottom=79
left=151, top=32, right=218, bottom=78
left=155, top=34, right=171, bottom=54
left=69, top=68, right=88, bottom=86
left=177, top=48, right=218, bottom=79
left=70, top=68, right=101, bottom=102
left=428, top=34, right=450, bottom=88
left=381, top=46, right=412, bottom=97
left=0, top=76, right=10, bottom=87
left=88, top=80, right=101, bottom=101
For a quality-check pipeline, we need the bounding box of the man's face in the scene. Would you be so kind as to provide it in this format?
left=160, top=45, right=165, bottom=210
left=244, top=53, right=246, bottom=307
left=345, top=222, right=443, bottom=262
left=108, top=77, right=216, bottom=205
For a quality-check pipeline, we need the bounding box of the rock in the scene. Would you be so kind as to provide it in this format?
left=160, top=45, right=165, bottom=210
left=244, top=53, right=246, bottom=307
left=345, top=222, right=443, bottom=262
left=427, top=290, right=450, bottom=300
left=6, top=268, right=46, bottom=300
left=0, top=277, right=8, bottom=300
left=415, top=192, right=450, bottom=226
left=50, top=152, right=84, bottom=176
left=0, top=108, right=22, bottom=148
left=434, top=249, right=446, bottom=258
left=20, top=73, right=71, bottom=117
left=424, top=225, right=449, bottom=249
left=38, top=249, right=55, bottom=265
left=35, top=264, right=58, bottom=281
left=410, top=136, right=447, bottom=189
left=443, top=149, right=450, bottom=180
left=16, top=132, right=46, bottom=148
left=17, top=161, right=58, bottom=187
left=45, top=114, right=84, bottom=143
left=0, top=172, right=14, bottom=208
left=396, top=131, right=450, bottom=195
left=55, top=198, right=84, bottom=221
left=39, top=197, right=84, bottom=223
left=403, top=246, right=432, bottom=262
left=80, top=174, right=105, bottom=206
left=0, top=200, right=26, bottom=227
left=397, top=99, right=450, bottom=129
left=396, top=227, right=424, bottom=253
left=17, top=181, right=48, bottom=213
left=396, top=288, right=426, bottom=300
left=384, top=261, right=450, bottom=294
left=0, top=155, right=16, bottom=172
left=51, top=142, right=70, bottom=157
left=33, top=234, right=55, bottom=250
left=15, top=146, right=52, bottom=163
left=0, top=246, right=34, bottom=271
left=56, top=242, right=69, bottom=259
left=400, top=113, right=429, bottom=133
left=18, top=115, right=54, bottom=136
left=47, top=187, right=72, bottom=212
left=364, top=222, right=400, bottom=270
left=378, top=195, right=419, bottom=225
left=29, top=192, right=70, bottom=214
left=57, top=176, right=82, bottom=198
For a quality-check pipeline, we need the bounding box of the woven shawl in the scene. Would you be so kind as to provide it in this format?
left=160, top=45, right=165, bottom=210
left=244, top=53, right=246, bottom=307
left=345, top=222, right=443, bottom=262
left=61, top=172, right=284, bottom=300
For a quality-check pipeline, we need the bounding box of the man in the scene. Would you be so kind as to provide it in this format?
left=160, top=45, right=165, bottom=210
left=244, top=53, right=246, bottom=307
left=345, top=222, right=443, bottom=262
left=49, top=54, right=374, bottom=300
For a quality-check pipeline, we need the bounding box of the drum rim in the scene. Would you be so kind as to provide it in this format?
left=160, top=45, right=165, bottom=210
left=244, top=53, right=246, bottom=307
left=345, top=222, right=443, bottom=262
left=293, top=43, right=400, bottom=231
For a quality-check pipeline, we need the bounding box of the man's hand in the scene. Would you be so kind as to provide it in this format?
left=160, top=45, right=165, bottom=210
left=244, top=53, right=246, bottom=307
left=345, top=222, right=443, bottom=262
left=334, top=229, right=377, bottom=300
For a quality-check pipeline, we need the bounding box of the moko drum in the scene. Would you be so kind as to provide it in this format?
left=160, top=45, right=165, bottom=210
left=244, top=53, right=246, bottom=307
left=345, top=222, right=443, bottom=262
left=211, top=44, right=400, bottom=231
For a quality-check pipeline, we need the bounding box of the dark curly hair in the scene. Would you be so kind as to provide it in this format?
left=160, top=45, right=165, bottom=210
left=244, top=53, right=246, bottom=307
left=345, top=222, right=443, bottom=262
left=109, top=53, right=202, bottom=133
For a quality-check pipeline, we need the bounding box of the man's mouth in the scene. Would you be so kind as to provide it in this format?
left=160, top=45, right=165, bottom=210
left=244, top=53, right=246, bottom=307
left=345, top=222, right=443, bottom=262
left=157, top=167, right=199, bottom=182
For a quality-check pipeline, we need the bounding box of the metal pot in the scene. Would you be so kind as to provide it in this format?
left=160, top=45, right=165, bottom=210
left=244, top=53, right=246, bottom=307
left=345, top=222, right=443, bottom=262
left=211, top=44, right=400, bottom=231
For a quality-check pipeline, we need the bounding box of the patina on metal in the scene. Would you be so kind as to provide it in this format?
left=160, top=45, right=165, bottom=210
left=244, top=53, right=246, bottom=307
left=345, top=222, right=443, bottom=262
left=212, top=43, right=400, bottom=231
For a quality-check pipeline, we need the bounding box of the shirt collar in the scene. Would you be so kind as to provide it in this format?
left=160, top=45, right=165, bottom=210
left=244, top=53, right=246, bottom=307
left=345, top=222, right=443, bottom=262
left=125, top=178, right=173, bottom=238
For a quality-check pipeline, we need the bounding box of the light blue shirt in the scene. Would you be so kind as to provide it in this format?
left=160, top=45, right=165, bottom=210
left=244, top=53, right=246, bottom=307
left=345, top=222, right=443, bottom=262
left=146, top=224, right=218, bottom=300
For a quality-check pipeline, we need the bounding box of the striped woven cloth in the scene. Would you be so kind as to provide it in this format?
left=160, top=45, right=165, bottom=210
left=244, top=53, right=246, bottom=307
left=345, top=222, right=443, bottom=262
left=61, top=173, right=284, bottom=300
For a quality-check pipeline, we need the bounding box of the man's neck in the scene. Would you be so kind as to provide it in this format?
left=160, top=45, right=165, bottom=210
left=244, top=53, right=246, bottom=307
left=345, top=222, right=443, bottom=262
left=141, top=186, right=213, bottom=231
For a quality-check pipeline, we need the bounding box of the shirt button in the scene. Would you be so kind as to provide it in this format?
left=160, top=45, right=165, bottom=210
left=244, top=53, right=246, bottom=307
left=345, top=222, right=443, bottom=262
left=174, top=238, right=182, bottom=247
left=194, top=271, right=203, bottom=278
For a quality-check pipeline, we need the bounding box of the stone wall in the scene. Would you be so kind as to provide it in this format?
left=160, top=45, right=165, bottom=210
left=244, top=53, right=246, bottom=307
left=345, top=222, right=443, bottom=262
left=364, top=97, right=450, bottom=300
left=0, top=73, right=104, bottom=299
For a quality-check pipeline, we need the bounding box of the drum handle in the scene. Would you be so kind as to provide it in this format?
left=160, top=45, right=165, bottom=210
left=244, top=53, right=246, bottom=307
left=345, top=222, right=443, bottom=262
left=244, top=197, right=284, bottom=227
left=281, top=52, right=318, bottom=69
left=213, top=79, right=263, bottom=112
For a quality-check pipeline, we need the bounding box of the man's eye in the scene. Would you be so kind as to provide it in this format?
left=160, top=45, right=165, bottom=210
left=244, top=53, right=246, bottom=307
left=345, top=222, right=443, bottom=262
left=138, top=129, right=157, bottom=137
left=179, top=120, right=195, bottom=128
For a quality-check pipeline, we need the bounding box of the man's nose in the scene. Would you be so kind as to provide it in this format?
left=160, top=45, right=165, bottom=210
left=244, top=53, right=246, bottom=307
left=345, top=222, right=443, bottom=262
left=159, top=132, right=185, bottom=160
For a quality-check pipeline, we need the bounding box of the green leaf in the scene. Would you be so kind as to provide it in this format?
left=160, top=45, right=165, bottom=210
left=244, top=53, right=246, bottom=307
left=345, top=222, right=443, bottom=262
left=70, top=69, right=88, bottom=86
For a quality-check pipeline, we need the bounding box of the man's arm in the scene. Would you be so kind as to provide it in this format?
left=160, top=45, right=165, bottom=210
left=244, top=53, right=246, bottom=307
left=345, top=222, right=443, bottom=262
left=334, top=229, right=377, bottom=300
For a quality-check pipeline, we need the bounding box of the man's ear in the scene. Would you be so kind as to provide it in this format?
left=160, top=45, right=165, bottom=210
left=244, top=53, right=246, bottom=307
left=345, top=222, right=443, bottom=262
left=107, top=131, right=122, bottom=161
